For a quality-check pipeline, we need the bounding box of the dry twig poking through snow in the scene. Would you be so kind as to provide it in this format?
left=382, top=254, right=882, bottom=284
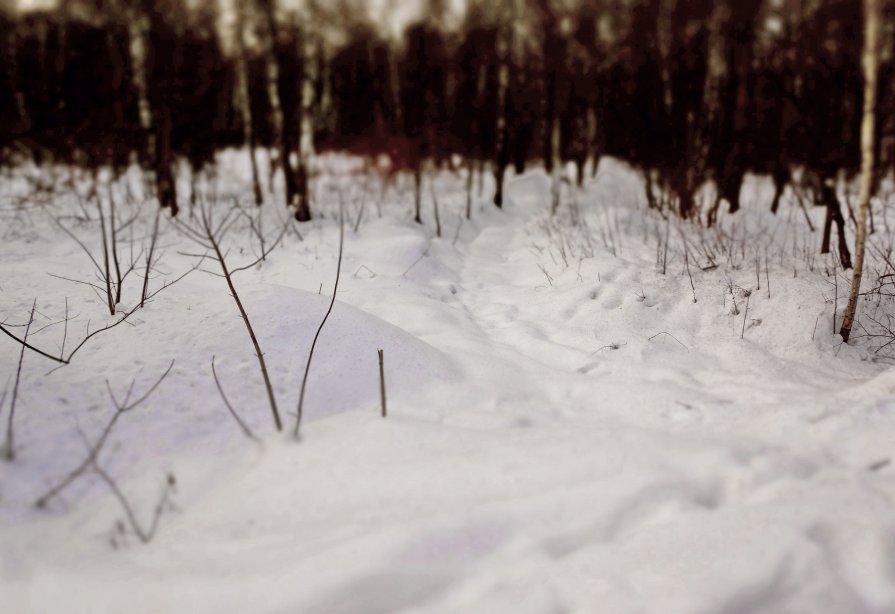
left=211, top=355, right=259, bottom=443
left=295, top=191, right=345, bottom=439
left=35, top=360, right=175, bottom=514
left=172, top=199, right=286, bottom=432
left=2, top=299, right=35, bottom=461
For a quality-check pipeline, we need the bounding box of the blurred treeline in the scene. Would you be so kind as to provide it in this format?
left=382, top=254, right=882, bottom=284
left=0, top=0, right=893, bottom=240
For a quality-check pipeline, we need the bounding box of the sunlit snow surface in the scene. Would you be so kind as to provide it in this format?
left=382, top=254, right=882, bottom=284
left=2, top=154, right=895, bottom=613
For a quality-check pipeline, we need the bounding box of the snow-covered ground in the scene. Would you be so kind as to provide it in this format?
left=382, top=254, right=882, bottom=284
left=2, top=155, right=895, bottom=613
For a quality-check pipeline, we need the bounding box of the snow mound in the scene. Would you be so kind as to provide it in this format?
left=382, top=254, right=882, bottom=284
left=223, top=282, right=462, bottom=422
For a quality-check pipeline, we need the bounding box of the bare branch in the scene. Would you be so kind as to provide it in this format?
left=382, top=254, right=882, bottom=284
left=92, top=464, right=176, bottom=544
left=229, top=216, right=290, bottom=275
left=295, top=194, right=345, bottom=438
left=51, top=215, right=105, bottom=280
left=647, top=331, right=689, bottom=351
left=47, top=272, right=106, bottom=292
left=211, top=356, right=259, bottom=442
left=186, top=201, right=283, bottom=431
left=141, top=208, right=161, bottom=308
left=4, top=300, right=36, bottom=460
left=35, top=360, right=174, bottom=508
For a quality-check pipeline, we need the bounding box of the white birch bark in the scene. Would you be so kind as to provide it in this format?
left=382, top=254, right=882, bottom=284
left=234, top=0, right=264, bottom=205
left=840, top=0, right=881, bottom=342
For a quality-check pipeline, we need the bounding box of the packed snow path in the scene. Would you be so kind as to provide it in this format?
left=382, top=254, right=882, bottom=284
left=3, top=158, right=895, bottom=613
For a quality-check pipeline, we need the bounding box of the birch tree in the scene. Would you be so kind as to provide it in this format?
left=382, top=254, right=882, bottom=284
left=291, top=8, right=317, bottom=222
left=492, top=0, right=517, bottom=208
left=232, top=0, right=264, bottom=206
left=126, top=2, right=152, bottom=177
left=3, top=1, right=29, bottom=136
left=125, top=0, right=178, bottom=215
left=840, top=0, right=881, bottom=343
left=256, top=0, right=288, bottom=196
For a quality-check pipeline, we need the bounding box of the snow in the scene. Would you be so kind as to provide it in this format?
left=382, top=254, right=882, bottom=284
left=2, top=154, right=895, bottom=613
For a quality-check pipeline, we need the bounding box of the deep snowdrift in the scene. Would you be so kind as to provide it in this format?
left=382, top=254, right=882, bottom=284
left=2, top=156, right=895, bottom=613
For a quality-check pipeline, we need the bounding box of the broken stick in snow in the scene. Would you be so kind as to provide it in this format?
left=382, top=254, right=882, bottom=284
left=378, top=349, right=387, bottom=418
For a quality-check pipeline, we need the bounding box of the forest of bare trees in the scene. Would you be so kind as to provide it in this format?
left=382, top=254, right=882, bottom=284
left=1, top=0, right=894, bottom=264
left=7, top=4, right=895, bottom=600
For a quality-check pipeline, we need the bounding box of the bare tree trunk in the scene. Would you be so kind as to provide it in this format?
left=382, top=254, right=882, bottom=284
left=5, top=19, right=29, bottom=135
left=234, top=0, right=264, bottom=206
left=387, top=43, right=403, bottom=137
left=318, top=52, right=334, bottom=136
left=429, top=169, right=441, bottom=237
left=477, top=158, right=485, bottom=196
left=841, top=0, right=881, bottom=342
left=821, top=195, right=834, bottom=254
left=258, top=0, right=287, bottom=196
left=106, top=27, right=126, bottom=134
left=493, top=7, right=510, bottom=209
left=156, top=104, right=179, bottom=215
left=54, top=2, right=68, bottom=126
left=465, top=157, right=474, bottom=219
left=126, top=6, right=155, bottom=198
left=644, top=169, right=658, bottom=211
left=819, top=182, right=853, bottom=270
left=294, top=25, right=316, bottom=222
left=550, top=117, right=561, bottom=215
left=413, top=164, right=422, bottom=224
left=656, top=0, right=676, bottom=117
left=770, top=165, right=788, bottom=214
left=703, top=2, right=729, bottom=131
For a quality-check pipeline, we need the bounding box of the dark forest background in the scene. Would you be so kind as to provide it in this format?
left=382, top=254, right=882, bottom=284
left=1, top=0, right=894, bottom=265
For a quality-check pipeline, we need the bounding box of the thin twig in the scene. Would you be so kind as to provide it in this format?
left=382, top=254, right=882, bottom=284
left=35, top=360, right=174, bottom=508
left=47, top=273, right=105, bottom=292
left=228, top=215, right=290, bottom=275
left=353, top=185, right=367, bottom=233
left=647, top=331, right=689, bottom=350
left=199, top=202, right=282, bottom=431
left=452, top=213, right=463, bottom=246
left=4, top=299, right=35, bottom=460
left=51, top=215, right=104, bottom=280
left=142, top=208, right=161, bottom=308
left=96, top=196, right=115, bottom=315
left=354, top=264, right=377, bottom=278
left=295, top=194, right=345, bottom=439
left=378, top=348, right=387, bottom=418
left=684, top=248, right=697, bottom=303
left=109, top=187, right=125, bottom=305
left=92, top=464, right=176, bottom=544
left=61, top=297, right=69, bottom=360
left=211, top=356, right=259, bottom=442
left=402, top=248, right=430, bottom=277
left=0, top=377, right=9, bottom=419
left=0, top=321, right=67, bottom=363
left=64, top=302, right=143, bottom=364
left=430, top=174, right=442, bottom=238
